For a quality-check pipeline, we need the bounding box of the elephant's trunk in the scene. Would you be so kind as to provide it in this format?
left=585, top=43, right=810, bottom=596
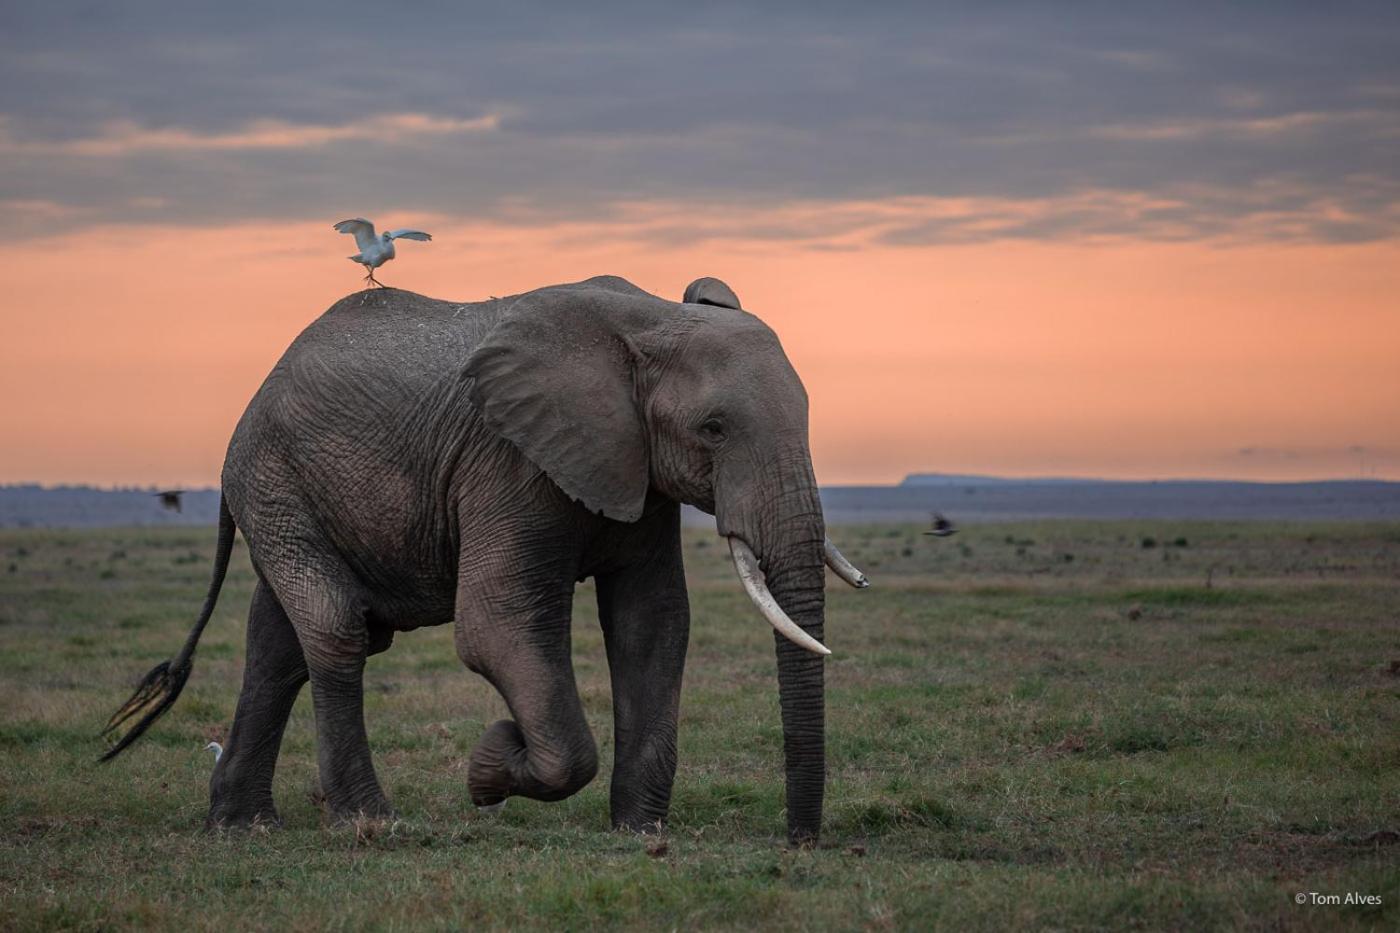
left=763, top=504, right=828, bottom=846
left=720, top=460, right=828, bottom=845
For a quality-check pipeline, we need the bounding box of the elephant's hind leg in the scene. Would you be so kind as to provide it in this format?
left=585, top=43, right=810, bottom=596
left=265, top=558, right=394, bottom=822
left=208, top=580, right=308, bottom=829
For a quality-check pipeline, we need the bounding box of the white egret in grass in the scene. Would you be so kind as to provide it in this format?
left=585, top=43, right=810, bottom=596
left=205, top=741, right=223, bottom=763
left=334, top=218, right=432, bottom=288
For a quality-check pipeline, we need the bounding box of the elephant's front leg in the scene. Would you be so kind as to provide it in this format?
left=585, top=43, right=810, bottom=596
left=596, top=510, right=690, bottom=833
left=454, top=541, right=598, bottom=807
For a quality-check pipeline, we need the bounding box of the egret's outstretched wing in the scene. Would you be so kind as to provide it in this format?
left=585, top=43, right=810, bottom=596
left=334, top=218, right=378, bottom=253
left=386, top=229, right=432, bottom=242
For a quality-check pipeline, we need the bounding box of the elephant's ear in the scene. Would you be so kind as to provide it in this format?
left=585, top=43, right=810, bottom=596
left=464, top=293, right=650, bottom=522
left=682, top=277, right=742, bottom=310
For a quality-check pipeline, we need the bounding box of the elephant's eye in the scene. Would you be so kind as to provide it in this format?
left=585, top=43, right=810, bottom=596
left=698, top=418, right=727, bottom=443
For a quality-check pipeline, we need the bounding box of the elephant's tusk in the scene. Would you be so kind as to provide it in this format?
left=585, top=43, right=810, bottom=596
left=823, top=537, right=870, bottom=589
left=728, top=537, right=832, bottom=657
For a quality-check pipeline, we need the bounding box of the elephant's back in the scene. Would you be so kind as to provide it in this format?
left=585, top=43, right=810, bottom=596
left=249, top=276, right=661, bottom=420
left=285, top=288, right=504, bottom=381
left=221, top=277, right=665, bottom=513
left=251, top=288, right=506, bottom=416
left=221, top=289, right=508, bottom=525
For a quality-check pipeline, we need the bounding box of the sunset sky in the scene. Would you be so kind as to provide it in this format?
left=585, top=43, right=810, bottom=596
left=2, top=3, right=1397, bottom=486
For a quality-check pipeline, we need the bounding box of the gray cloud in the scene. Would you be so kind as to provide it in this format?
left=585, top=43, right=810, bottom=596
left=2, top=2, right=1399, bottom=242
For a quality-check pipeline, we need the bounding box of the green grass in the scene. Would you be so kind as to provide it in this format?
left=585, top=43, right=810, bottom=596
left=1, top=521, right=1398, bottom=930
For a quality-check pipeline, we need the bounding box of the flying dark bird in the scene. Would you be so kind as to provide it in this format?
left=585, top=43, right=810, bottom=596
left=334, top=218, right=432, bottom=287
left=154, top=490, right=183, bottom=513
left=923, top=512, right=957, bottom=537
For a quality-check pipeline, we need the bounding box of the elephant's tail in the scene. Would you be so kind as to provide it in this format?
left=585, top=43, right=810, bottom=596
left=99, top=495, right=238, bottom=762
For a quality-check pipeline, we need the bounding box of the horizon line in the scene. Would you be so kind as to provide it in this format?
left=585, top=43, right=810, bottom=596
left=5, top=473, right=1399, bottom=493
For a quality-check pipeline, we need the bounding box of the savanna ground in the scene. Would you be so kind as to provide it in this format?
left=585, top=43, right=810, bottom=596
left=1, top=521, right=1398, bottom=931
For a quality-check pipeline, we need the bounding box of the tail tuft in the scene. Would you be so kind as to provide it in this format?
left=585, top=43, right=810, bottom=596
left=97, top=494, right=234, bottom=762
left=98, top=660, right=191, bottom=762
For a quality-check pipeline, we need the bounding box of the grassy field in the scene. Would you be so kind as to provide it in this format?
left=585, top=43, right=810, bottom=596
left=1, top=521, right=1398, bottom=931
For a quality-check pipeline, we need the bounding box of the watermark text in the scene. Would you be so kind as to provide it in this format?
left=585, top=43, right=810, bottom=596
left=1295, top=892, right=1382, bottom=906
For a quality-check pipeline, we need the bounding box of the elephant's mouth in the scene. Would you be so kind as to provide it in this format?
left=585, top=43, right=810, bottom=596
left=725, top=535, right=869, bottom=656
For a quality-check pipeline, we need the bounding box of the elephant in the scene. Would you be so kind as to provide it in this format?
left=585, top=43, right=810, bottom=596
left=100, top=274, right=869, bottom=845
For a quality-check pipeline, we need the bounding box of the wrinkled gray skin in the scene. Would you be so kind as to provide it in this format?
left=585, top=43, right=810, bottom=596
left=207, top=275, right=829, bottom=843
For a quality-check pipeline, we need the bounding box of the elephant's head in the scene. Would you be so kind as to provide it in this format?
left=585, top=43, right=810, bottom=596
left=464, top=274, right=867, bottom=843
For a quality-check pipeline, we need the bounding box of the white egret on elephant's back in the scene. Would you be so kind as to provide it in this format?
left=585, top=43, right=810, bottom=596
left=334, top=217, right=432, bottom=288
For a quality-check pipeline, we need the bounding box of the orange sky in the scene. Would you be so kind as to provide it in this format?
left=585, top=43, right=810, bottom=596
left=3, top=208, right=1398, bottom=486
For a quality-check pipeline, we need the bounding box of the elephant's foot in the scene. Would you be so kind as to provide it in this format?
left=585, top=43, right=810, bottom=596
left=467, top=718, right=598, bottom=805
left=610, top=795, right=669, bottom=829
left=609, top=747, right=677, bottom=835
left=323, top=784, right=395, bottom=823
left=205, top=799, right=283, bottom=832
left=611, top=812, right=667, bottom=835
left=328, top=806, right=397, bottom=828
left=467, top=719, right=525, bottom=807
